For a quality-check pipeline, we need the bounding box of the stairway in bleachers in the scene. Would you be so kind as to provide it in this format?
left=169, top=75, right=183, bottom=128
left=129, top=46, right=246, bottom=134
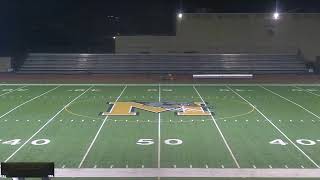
left=18, top=53, right=308, bottom=74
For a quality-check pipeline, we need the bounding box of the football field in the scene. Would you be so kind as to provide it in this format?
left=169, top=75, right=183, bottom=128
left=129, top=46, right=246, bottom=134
left=0, top=83, right=320, bottom=179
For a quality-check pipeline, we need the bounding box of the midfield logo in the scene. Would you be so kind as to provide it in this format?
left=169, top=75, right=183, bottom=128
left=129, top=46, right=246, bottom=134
left=102, top=101, right=211, bottom=116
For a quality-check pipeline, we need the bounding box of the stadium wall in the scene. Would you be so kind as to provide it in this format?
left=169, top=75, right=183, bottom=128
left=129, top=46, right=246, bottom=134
left=116, top=13, right=320, bottom=62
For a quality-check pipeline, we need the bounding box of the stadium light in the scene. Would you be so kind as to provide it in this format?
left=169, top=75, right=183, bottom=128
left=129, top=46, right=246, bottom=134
left=178, top=13, right=183, bottom=19
left=113, top=36, right=116, bottom=39
left=273, top=12, right=280, bottom=20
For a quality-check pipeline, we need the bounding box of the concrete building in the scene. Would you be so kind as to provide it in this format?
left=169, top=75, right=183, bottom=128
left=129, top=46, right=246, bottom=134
left=116, top=13, right=320, bottom=62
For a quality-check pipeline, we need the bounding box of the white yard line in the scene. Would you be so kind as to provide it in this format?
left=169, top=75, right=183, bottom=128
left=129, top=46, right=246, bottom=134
left=158, top=84, right=161, bottom=169
left=193, top=86, right=240, bottom=168
left=50, top=168, right=320, bottom=177
left=78, top=85, right=127, bottom=168
left=227, top=86, right=320, bottom=168
left=0, top=85, right=28, bottom=97
left=260, top=86, right=320, bottom=120
left=294, top=86, right=320, bottom=97
left=0, top=86, right=60, bottom=120
left=4, top=86, right=93, bottom=162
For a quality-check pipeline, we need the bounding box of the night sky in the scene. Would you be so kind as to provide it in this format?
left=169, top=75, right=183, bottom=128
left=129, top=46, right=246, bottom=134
left=1, top=0, right=320, bottom=55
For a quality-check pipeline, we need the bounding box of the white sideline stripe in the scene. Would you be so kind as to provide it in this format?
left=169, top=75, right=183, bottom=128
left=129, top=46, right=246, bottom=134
left=158, top=84, right=161, bottom=169
left=227, top=86, right=320, bottom=168
left=78, top=85, right=127, bottom=168
left=4, top=86, right=93, bottom=162
left=193, top=74, right=253, bottom=79
left=0, top=86, right=60, bottom=120
left=0, top=85, right=28, bottom=97
left=294, top=86, right=320, bottom=97
left=260, top=86, right=320, bottom=120
left=46, top=168, right=320, bottom=177
left=193, top=86, right=240, bottom=168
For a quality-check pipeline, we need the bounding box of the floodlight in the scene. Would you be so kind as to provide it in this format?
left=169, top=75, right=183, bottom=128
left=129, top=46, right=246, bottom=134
left=273, top=12, right=280, bottom=20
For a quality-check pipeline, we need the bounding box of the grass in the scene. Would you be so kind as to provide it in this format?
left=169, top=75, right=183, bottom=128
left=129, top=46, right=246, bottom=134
left=0, top=84, right=319, bottom=179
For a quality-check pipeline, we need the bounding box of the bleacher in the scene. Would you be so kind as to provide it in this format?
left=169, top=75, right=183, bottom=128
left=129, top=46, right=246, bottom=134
left=17, top=53, right=308, bottom=74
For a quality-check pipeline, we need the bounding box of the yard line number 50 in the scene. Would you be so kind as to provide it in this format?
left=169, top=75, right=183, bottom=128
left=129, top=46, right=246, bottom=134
left=137, top=139, right=183, bottom=146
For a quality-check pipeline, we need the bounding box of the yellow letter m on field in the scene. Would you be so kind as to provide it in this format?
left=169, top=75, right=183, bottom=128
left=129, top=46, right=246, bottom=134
left=102, top=102, right=210, bottom=116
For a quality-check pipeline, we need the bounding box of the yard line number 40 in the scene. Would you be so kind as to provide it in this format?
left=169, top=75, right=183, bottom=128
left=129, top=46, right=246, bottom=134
left=270, top=139, right=320, bottom=146
left=0, top=139, right=50, bottom=146
left=137, top=139, right=183, bottom=146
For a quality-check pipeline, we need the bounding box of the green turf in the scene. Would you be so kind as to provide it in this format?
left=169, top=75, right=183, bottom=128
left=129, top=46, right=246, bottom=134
left=0, top=84, right=320, bottom=179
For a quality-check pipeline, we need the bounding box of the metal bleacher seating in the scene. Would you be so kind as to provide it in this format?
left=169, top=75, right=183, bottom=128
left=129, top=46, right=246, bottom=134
left=17, top=53, right=308, bottom=74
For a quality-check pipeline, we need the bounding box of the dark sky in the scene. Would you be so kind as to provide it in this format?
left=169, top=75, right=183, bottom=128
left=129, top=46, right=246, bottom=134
left=1, top=0, right=320, bottom=54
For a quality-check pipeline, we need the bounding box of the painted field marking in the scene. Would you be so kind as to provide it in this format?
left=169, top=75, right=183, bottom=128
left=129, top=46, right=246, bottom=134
left=227, top=86, right=320, bottom=168
left=0, top=86, right=60, bottom=120
left=158, top=84, right=161, bottom=169
left=193, top=86, right=240, bottom=168
left=78, top=86, right=127, bottom=168
left=0, top=85, right=28, bottom=97
left=4, top=86, right=93, bottom=162
left=294, top=86, right=320, bottom=97
left=260, top=86, right=320, bottom=120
